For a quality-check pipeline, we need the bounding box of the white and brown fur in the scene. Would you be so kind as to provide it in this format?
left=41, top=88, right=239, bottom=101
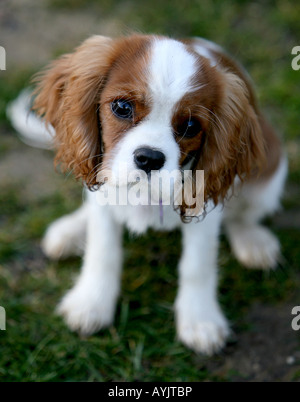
left=8, top=34, right=287, bottom=355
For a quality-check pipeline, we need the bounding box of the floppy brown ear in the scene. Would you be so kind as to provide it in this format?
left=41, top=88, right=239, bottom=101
left=33, top=35, right=113, bottom=187
left=194, top=71, right=266, bottom=206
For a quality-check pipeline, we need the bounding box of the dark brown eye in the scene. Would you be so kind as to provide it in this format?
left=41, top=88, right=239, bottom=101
left=176, top=118, right=202, bottom=139
left=111, top=99, right=134, bottom=120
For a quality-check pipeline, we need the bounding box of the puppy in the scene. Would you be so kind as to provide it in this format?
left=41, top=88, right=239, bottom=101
left=9, top=34, right=287, bottom=355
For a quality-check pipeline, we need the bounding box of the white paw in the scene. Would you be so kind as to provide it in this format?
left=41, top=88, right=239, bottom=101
left=42, top=217, right=85, bottom=260
left=177, top=320, right=230, bottom=355
left=57, top=275, right=118, bottom=336
left=228, top=224, right=280, bottom=269
left=176, top=294, right=230, bottom=355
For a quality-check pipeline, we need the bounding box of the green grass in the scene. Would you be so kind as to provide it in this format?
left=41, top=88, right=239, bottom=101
left=0, top=0, right=300, bottom=382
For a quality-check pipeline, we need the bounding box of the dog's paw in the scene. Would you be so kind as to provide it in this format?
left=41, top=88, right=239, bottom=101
left=228, top=224, right=280, bottom=269
left=177, top=320, right=230, bottom=355
left=175, top=294, right=230, bottom=355
left=57, top=277, right=118, bottom=336
left=42, top=217, right=85, bottom=260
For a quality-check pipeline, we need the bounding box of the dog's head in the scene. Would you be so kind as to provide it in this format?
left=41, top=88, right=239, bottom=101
left=33, top=34, right=265, bottom=219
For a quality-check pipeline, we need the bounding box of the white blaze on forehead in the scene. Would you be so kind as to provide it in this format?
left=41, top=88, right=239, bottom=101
left=149, top=38, right=199, bottom=104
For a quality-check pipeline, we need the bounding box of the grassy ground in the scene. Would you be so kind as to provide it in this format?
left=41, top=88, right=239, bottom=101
left=0, top=0, right=300, bottom=381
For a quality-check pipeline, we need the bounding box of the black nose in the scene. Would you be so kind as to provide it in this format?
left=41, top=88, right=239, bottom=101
left=134, top=147, right=166, bottom=174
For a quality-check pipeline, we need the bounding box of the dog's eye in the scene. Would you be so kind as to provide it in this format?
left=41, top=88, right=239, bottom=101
left=176, top=118, right=202, bottom=139
left=111, top=99, right=134, bottom=120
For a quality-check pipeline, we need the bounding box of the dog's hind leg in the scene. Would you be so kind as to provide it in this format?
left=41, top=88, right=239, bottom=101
left=223, top=156, right=288, bottom=269
left=42, top=202, right=89, bottom=260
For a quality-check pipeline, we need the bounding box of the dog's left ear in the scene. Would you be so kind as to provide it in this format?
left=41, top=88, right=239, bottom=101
left=33, top=35, right=114, bottom=188
left=193, top=70, right=266, bottom=206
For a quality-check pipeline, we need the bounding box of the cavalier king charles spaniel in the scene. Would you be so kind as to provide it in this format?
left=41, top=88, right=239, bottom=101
left=8, top=34, right=287, bottom=355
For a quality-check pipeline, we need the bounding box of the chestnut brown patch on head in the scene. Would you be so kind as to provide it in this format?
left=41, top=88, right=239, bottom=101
left=99, top=36, right=152, bottom=169
left=173, top=45, right=266, bottom=213
left=172, top=56, right=222, bottom=167
left=33, top=34, right=152, bottom=188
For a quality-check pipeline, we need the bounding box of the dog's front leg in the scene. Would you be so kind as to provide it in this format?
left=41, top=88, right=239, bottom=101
left=57, top=193, right=123, bottom=336
left=175, top=206, right=230, bottom=355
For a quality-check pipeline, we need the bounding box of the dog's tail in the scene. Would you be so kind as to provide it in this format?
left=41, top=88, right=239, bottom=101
left=6, top=88, right=55, bottom=150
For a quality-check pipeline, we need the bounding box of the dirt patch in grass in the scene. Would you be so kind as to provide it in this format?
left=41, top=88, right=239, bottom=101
left=204, top=302, right=300, bottom=381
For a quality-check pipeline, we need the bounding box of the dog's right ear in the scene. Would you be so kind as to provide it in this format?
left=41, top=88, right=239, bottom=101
left=33, top=35, right=113, bottom=187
